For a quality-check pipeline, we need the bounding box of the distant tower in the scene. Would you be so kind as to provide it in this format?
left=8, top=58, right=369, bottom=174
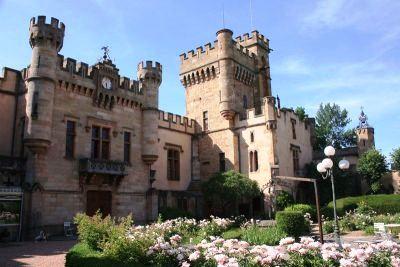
left=137, top=61, right=162, bottom=165
left=25, top=16, right=65, bottom=154
left=356, top=108, right=375, bottom=155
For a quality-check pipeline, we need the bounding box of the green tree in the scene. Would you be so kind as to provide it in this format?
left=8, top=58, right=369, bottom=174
left=275, top=191, right=294, bottom=211
left=314, top=103, right=356, bottom=150
left=295, top=106, right=308, bottom=122
left=391, top=147, right=400, bottom=171
left=202, top=170, right=260, bottom=216
left=304, top=161, right=361, bottom=205
left=357, top=149, right=388, bottom=194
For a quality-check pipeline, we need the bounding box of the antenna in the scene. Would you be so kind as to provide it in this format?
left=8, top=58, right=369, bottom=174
left=222, top=2, right=225, bottom=29
left=249, top=0, right=254, bottom=30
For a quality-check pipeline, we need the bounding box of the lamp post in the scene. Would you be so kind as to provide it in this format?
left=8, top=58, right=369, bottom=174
left=316, top=145, right=349, bottom=249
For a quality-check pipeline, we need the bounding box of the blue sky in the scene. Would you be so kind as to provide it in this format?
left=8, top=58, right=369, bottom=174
left=0, top=0, right=399, bottom=158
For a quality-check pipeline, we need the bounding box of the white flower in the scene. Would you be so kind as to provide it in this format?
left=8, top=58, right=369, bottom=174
left=279, top=237, right=295, bottom=246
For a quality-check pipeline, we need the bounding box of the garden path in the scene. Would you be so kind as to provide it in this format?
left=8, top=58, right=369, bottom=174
left=0, top=240, right=76, bottom=266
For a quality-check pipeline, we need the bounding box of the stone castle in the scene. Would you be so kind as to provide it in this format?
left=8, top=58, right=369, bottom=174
left=0, top=16, right=375, bottom=239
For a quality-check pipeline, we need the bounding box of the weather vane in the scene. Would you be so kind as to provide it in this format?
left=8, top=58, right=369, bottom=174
left=358, top=106, right=369, bottom=128
left=101, top=46, right=111, bottom=61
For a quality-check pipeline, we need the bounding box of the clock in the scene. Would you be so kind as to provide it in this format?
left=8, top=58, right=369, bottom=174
left=101, top=77, right=112, bottom=90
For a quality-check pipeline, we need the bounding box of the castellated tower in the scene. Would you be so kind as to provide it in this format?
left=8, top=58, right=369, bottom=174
left=180, top=29, right=271, bottom=128
left=25, top=16, right=65, bottom=154
left=138, top=61, right=162, bottom=165
left=179, top=29, right=273, bottom=179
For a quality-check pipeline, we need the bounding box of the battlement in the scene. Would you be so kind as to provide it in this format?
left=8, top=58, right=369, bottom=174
left=58, top=55, right=92, bottom=78
left=158, top=111, right=195, bottom=134
left=179, top=29, right=269, bottom=77
left=29, top=16, right=65, bottom=51
left=137, top=61, right=162, bottom=72
left=56, top=55, right=141, bottom=93
left=30, top=16, right=65, bottom=32
left=234, top=30, right=269, bottom=49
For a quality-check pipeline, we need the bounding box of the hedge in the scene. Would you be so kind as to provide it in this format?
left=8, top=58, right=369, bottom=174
left=276, top=211, right=308, bottom=238
left=284, top=204, right=316, bottom=221
left=327, top=194, right=400, bottom=216
left=66, top=243, right=142, bottom=267
left=158, top=207, right=193, bottom=220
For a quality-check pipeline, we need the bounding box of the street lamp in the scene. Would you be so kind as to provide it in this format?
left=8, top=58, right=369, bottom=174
left=316, top=145, right=349, bottom=249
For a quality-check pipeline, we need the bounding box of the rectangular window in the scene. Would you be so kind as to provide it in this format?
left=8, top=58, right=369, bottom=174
left=203, top=111, right=208, bottom=131
left=65, top=120, right=76, bottom=158
left=91, top=126, right=100, bottom=159
left=124, top=131, right=131, bottom=163
left=291, top=119, right=297, bottom=139
left=32, top=91, right=39, bottom=119
left=219, top=152, right=225, bottom=172
left=293, top=149, right=300, bottom=176
left=167, top=149, right=180, bottom=180
left=101, top=128, right=110, bottom=159
left=91, top=126, right=110, bottom=160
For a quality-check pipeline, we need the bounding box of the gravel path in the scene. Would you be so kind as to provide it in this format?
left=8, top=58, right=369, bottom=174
left=0, top=240, right=76, bottom=267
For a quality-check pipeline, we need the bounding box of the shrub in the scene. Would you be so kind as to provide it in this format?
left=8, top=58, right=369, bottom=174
left=74, top=212, right=115, bottom=251
left=285, top=204, right=316, bottom=221
left=275, top=191, right=294, bottom=211
left=66, top=243, right=137, bottom=267
left=327, top=194, right=400, bottom=216
left=158, top=207, right=193, bottom=220
left=276, top=211, right=308, bottom=238
left=323, top=220, right=335, bottom=234
left=241, top=225, right=286, bottom=245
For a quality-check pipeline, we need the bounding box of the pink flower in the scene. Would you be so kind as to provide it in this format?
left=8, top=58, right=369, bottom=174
left=189, top=251, right=200, bottom=261
left=214, top=254, right=228, bottom=265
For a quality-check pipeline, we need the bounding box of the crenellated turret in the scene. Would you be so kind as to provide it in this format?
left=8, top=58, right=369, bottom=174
left=25, top=16, right=65, bottom=154
left=138, top=61, right=162, bottom=165
left=217, top=29, right=236, bottom=120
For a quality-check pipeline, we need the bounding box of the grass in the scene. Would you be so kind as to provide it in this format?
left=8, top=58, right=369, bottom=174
left=328, top=194, right=400, bottom=216
left=241, top=226, right=286, bottom=245
left=65, top=243, right=145, bottom=267
left=222, top=227, right=243, bottom=239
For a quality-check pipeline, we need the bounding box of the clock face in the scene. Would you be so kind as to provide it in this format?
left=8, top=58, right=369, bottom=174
left=101, top=77, right=112, bottom=90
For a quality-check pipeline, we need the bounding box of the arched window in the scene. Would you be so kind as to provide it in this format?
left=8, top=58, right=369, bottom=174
left=250, top=132, right=254, bottom=143
left=249, top=151, right=254, bottom=172
left=243, top=95, right=248, bottom=109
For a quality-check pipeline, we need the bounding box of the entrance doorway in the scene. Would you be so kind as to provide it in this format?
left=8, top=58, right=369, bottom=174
left=86, top=190, right=111, bottom=217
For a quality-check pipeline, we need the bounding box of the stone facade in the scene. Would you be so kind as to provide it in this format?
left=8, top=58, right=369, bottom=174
left=0, top=16, right=378, bottom=239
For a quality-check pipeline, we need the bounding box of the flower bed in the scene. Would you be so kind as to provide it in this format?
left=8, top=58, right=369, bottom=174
left=67, top=213, right=400, bottom=267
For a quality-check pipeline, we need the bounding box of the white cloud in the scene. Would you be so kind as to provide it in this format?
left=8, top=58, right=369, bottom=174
left=275, top=57, right=311, bottom=75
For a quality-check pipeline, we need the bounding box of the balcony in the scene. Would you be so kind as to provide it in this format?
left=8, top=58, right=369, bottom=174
left=79, top=158, right=128, bottom=188
left=79, top=158, right=127, bottom=176
left=0, top=156, right=25, bottom=187
left=0, top=156, right=25, bottom=173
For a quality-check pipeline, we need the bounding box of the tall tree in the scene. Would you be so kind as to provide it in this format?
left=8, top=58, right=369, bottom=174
left=357, top=148, right=388, bottom=194
left=202, top=170, right=260, bottom=216
left=391, top=147, right=400, bottom=171
left=314, top=103, right=356, bottom=150
left=295, top=106, right=308, bottom=122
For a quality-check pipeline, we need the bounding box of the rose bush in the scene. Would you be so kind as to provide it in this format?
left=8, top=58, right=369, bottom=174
left=69, top=213, right=400, bottom=267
